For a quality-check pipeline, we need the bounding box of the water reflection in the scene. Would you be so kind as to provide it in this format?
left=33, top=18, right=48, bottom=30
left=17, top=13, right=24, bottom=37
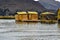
left=58, top=23, right=60, bottom=28
left=15, top=21, right=39, bottom=24
left=0, top=19, right=60, bottom=40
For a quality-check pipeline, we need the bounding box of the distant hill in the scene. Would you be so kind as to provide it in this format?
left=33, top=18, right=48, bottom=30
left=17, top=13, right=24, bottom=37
left=0, top=0, right=46, bottom=16
left=0, top=0, right=59, bottom=16
left=0, top=0, right=60, bottom=11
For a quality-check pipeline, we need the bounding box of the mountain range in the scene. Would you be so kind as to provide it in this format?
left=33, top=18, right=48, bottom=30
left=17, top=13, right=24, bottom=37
left=0, top=0, right=46, bottom=16
left=0, top=0, right=60, bottom=10
left=0, top=0, right=59, bottom=16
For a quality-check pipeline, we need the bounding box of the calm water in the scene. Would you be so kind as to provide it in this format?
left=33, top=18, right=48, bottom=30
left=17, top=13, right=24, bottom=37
left=0, top=19, right=60, bottom=40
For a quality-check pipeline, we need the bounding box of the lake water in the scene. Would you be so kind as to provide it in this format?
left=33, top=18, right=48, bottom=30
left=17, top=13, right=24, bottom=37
left=0, top=19, right=60, bottom=40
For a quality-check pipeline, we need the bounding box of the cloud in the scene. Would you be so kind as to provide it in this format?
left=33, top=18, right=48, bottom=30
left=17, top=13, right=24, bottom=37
left=55, top=0, right=60, bottom=2
left=34, top=0, right=39, bottom=1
